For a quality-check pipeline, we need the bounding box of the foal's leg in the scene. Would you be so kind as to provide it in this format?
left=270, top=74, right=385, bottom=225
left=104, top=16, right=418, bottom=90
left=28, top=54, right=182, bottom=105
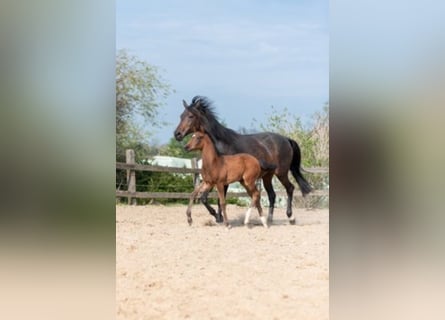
left=187, top=182, right=212, bottom=226
left=186, top=184, right=201, bottom=225
left=242, top=181, right=268, bottom=228
left=251, top=185, right=268, bottom=228
left=262, top=172, right=276, bottom=223
left=216, top=184, right=230, bottom=229
left=276, top=174, right=296, bottom=224
left=215, top=185, right=228, bottom=223
left=240, top=182, right=253, bottom=226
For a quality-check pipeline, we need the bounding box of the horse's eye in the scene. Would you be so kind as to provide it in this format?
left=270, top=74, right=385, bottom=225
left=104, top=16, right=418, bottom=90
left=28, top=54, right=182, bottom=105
left=188, top=115, right=194, bottom=119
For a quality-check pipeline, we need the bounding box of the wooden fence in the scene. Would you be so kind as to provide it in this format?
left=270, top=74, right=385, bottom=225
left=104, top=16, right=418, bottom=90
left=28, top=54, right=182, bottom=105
left=116, top=149, right=328, bottom=204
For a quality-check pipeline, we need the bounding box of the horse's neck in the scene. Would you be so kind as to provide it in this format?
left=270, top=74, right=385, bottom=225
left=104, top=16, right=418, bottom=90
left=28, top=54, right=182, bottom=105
left=206, top=121, right=239, bottom=153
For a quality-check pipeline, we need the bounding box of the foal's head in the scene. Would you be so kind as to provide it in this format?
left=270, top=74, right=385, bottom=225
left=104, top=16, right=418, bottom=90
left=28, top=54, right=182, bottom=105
left=184, top=132, right=206, bottom=152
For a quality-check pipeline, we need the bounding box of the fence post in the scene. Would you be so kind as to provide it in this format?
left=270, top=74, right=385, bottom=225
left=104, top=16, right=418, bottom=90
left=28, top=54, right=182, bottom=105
left=126, top=149, right=136, bottom=205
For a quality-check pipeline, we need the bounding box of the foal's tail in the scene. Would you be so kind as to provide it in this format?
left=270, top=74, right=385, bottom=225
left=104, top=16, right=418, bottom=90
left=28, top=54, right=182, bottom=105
left=288, top=139, right=312, bottom=196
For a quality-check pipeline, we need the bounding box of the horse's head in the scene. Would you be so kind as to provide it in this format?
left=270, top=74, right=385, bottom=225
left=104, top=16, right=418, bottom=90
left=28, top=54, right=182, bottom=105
left=174, top=96, right=217, bottom=141
left=174, top=100, right=201, bottom=141
left=184, top=132, right=205, bottom=152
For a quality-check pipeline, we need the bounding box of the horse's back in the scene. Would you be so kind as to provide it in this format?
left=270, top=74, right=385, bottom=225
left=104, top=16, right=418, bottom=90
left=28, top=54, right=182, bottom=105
left=253, top=131, right=292, bottom=151
left=235, top=132, right=292, bottom=173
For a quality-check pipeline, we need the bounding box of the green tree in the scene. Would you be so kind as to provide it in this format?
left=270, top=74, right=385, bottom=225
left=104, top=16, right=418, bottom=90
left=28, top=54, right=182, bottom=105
left=256, top=104, right=329, bottom=167
left=115, top=50, right=174, bottom=198
left=158, top=136, right=198, bottom=159
left=255, top=104, right=329, bottom=208
left=116, top=49, right=173, bottom=161
left=309, top=103, right=329, bottom=167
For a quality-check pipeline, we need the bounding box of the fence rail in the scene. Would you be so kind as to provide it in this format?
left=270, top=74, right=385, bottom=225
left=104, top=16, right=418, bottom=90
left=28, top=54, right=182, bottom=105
left=116, top=150, right=328, bottom=203
left=116, top=162, right=329, bottom=174
left=116, top=162, right=200, bottom=174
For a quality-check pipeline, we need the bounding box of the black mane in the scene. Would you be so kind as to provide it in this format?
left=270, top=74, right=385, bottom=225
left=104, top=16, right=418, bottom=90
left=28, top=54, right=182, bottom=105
left=190, top=96, right=239, bottom=146
left=191, top=95, right=217, bottom=118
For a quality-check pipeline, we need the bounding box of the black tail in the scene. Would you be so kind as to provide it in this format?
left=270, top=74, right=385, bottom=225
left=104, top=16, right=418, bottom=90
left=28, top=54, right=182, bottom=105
left=288, top=139, right=312, bottom=196
left=259, top=160, right=277, bottom=171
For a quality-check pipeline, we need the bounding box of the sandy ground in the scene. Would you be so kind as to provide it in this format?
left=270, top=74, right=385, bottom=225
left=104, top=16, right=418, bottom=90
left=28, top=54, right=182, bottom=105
left=116, top=204, right=329, bottom=320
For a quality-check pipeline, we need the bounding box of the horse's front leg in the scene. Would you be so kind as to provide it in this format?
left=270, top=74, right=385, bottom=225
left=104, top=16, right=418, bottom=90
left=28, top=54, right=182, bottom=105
left=200, top=189, right=219, bottom=221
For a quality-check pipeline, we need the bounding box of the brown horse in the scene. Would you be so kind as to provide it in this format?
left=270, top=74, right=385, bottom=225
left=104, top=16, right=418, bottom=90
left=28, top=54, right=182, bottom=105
left=174, top=96, right=312, bottom=224
left=184, top=132, right=276, bottom=228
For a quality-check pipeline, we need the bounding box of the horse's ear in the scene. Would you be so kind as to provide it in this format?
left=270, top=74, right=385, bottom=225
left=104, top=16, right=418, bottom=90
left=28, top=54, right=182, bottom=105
left=182, top=100, right=189, bottom=109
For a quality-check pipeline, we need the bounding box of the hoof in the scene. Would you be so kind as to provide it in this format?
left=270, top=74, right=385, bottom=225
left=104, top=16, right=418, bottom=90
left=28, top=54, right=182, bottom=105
left=267, top=215, right=273, bottom=223
left=187, top=217, right=193, bottom=226
left=215, top=214, right=224, bottom=224
left=289, top=218, right=296, bottom=225
left=225, top=224, right=232, bottom=230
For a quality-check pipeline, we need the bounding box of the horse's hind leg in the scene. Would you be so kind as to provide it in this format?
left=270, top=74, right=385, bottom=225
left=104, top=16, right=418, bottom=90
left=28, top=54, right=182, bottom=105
left=276, top=174, right=296, bottom=224
left=262, top=172, right=276, bottom=223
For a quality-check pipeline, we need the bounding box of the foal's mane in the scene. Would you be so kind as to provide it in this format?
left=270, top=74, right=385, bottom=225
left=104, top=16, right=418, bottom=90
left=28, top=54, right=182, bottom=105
left=190, top=96, right=238, bottom=144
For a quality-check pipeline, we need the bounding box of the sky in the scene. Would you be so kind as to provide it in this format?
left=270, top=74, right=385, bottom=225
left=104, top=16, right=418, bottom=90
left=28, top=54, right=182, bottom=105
left=117, top=0, right=328, bottom=144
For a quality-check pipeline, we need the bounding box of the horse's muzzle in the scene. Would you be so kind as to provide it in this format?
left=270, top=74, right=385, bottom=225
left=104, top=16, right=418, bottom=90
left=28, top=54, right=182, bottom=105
left=174, top=130, right=184, bottom=141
